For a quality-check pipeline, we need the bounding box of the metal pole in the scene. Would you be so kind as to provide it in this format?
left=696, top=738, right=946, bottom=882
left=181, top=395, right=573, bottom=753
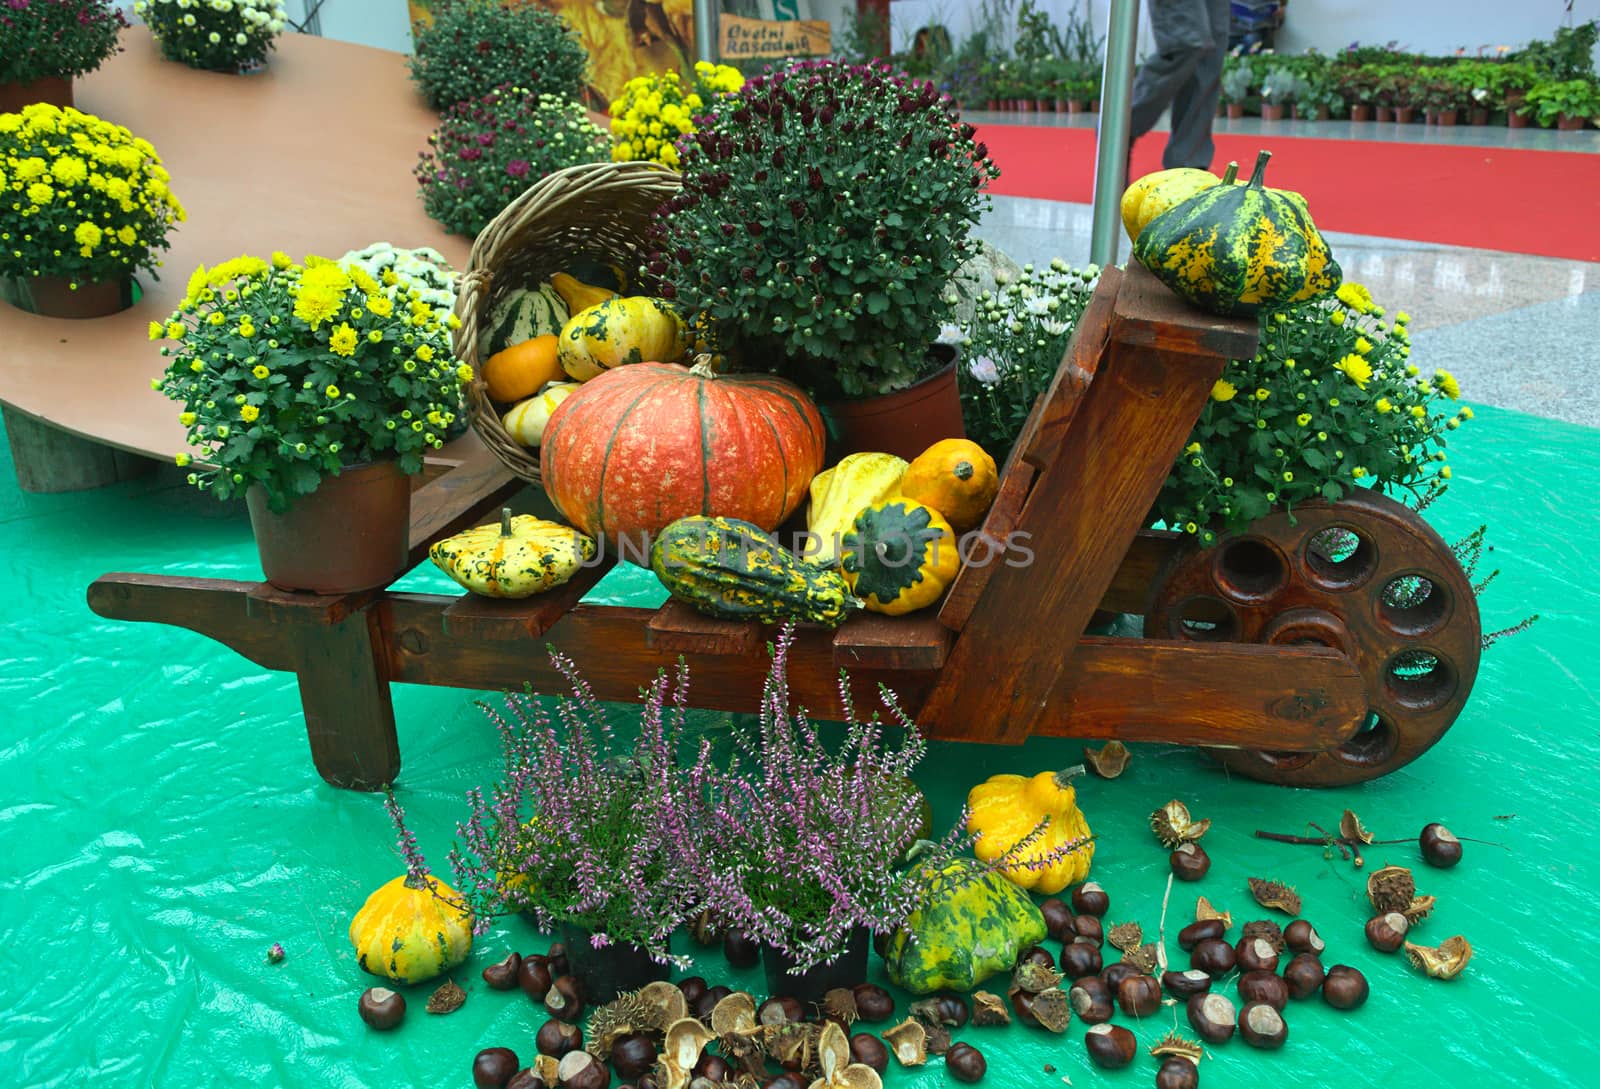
left=1090, top=0, right=1141, bottom=268
left=695, top=1, right=719, bottom=64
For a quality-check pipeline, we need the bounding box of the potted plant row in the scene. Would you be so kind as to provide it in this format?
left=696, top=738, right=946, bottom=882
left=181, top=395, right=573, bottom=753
left=0, top=0, right=123, bottom=114
left=133, top=0, right=288, bottom=74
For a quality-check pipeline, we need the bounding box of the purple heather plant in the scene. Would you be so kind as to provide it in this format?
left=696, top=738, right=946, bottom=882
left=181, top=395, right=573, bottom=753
left=648, top=58, right=998, bottom=401
left=0, top=0, right=124, bottom=85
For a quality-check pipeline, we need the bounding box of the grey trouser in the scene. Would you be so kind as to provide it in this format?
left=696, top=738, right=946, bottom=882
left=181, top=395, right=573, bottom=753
left=1129, top=0, right=1232, bottom=170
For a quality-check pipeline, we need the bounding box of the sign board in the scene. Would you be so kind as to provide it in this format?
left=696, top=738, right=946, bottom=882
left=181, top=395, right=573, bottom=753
left=719, top=12, right=832, bottom=58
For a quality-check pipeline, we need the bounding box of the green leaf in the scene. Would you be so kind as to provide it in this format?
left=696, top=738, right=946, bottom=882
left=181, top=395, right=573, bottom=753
left=866, top=293, right=891, bottom=315
left=1321, top=481, right=1345, bottom=501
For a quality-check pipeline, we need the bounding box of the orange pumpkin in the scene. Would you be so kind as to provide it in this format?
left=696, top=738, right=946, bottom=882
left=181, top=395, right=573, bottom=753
left=482, top=334, right=563, bottom=403
left=899, top=439, right=1000, bottom=532
left=541, top=358, right=825, bottom=549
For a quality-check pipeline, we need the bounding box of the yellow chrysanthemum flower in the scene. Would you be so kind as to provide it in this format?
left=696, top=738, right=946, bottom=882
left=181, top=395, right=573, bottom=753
left=328, top=323, right=359, bottom=357
left=1335, top=282, right=1375, bottom=314
left=1211, top=379, right=1237, bottom=402
left=325, top=384, right=341, bottom=399
left=166, top=322, right=185, bottom=340
left=148, top=320, right=164, bottom=341
left=1375, top=398, right=1392, bottom=413
left=1333, top=354, right=1371, bottom=389
left=1185, top=442, right=1201, bottom=454
left=252, top=364, right=270, bottom=379
left=415, top=343, right=435, bottom=363
left=1352, top=466, right=1367, bottom=478
left=1411, top=405, right=1427, bottom=419
left=1354, top=337, right=1372, bottom=355
left=1296, top=413, right=1312, bottom=426
left=27, top=182, right=53, bottom=205
left=1460, top=405, right=1474, bottom=420
left=1328, top=310, right=1346, bottom=326
left=367, top=295, right=394, bottom=317
left=1440, top=466, right=1452, bottom=480
left=174, top=453, right=191, bottom=467
left=293, top=286, right=341, bottom=329
left=1434, top=370, right=1461, bottom=400
left=179, top=412, right=197, bottom=426
left=239, top=404, right=260, bottom=423
left=456, top=363, right=474, bottom=382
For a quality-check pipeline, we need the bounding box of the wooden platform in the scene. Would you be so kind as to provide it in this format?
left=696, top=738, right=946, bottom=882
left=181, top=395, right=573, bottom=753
left=0, top=28, right=472, bottom=489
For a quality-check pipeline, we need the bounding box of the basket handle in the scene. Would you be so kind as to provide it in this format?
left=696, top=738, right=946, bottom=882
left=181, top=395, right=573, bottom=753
left=452, top=267, right=492, bottom=366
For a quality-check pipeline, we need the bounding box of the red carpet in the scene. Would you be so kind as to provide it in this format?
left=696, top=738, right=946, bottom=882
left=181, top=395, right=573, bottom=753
left=977, top=124, right=1600, bottom=262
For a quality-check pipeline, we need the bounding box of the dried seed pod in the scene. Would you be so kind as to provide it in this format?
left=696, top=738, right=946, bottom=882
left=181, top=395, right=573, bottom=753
left=1128, top=944, right=1162, bottom=975
left=1022, top=988, right=1071, bottom=1033
left=882, top=1019, right=928, bottom=1066
left=1012, top=961, right=1063, bottom=994
left=1148, top=1032, right=1205, bottom=1065
left=1240, top=919, right=1285, bottom=953
left=1107, top=922, right=1144, bottom=952
left=658, top=1018, right=717, bottom=1089
left=766, top=1021, right=821, bottom=1072
left=1339, top=809, right=1375, bottom=845
left=1367, top=865, right=1416, bottom=913
left=921, top=1022, right=953, bottom=1057
left=821, top=988, right=859, bottom=1027
left=1247, top=877, right=1302, bottom=915
left=1194, top=896, right=1232, bottom=929
left=1151, top=801, right=1211, bottom=848
left=1084, top=741, right=1131, bottom=778
left=968, top=990, right=1009, bottom=1027
left=1403, top=895, right=1438, bottom=924
left=589, top=983, right=687, bottom=1060
left=1404, top=935, right=1473, bottom=980
left=426, top=979, right=466, bottom=1015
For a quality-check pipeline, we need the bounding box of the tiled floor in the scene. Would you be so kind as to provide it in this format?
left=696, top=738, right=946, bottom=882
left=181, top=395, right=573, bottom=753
left=973, top=192, right=1600, bottom=429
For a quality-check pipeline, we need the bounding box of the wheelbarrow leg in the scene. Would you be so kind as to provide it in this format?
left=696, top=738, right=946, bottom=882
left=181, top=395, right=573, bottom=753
left=295, top=603, right=399, bottom=791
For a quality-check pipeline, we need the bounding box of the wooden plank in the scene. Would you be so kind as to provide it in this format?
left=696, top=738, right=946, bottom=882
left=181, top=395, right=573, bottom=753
left=88, top=574, right=301, bottom=672
left=921, top=637, right=1366, bottom=750
left=1098, top=530, right=1182, bottom=616
left=916, top=271, right=1239, bottom=745
left=246, top=582, right=376, bottom=626
left=936, top=459, right=1036, bottom=632
left=295, top=603, right=399, bottom=791
left=1114, top=261, right=1261, bottom=361
left=2, top=403, right=156, bottom=494
left=832, top=611, right=951, bottom=671
left=440, top=558, right=615, bottom=641
left=1017, top=266, right=1120, bottom=474
left=405, top=444, right=523, bottom=569
left=645, top=600, right=761, bottom=657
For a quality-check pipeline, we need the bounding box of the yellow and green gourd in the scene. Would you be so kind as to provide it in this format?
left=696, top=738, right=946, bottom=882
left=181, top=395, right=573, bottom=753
left=839, top=498, right=960, bottom=615
left=349, top=874, right=473, bottom=985
left=883, top=856, right=1049, bottom=994
left=1119, top=162, right=1237, bottom=243
left=558, top=295, right=691, bottom=381
left=428, top=507, right=596, bottom=598
left=1133, top=149, right=1341, bottom=317
left=651, top=515, right=860, bottom=627
left=806, top=452, right=910, bottom=566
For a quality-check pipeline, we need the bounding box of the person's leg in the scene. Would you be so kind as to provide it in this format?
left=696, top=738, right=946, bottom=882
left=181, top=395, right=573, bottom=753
left=1127, top=0, right=1213, bottom=184
left=1162, top=0, right=1232, bottom=169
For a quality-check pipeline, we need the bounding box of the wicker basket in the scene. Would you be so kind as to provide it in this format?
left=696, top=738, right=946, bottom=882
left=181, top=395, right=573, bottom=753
left=453, top=160, right=681, bottom=486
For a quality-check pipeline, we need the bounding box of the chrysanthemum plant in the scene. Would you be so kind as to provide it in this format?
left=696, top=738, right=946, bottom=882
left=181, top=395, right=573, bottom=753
left=650, top=58, right=999, bottom=400
left=135, top=0, right=288, bottom=73
left=607, top=61, right=744, bottom=170
left=0, top=105, right=185, bottom=287
left=406, top=656, right=718, bottom=964
left=151, top=253, right=470, bottom=512
left=1155, top=281, right=1469, bottom=545
left=701, top=628, right=1087, bottom=973
left=0, top=0, right=124, bottom=85
left=415, top=87, right=608, bottom=238
left=408, top=0, right=587, bottom=112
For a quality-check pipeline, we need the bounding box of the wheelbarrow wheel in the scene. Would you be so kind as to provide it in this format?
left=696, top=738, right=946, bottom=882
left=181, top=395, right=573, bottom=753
left=1143, top=489, right=1482, bottom=786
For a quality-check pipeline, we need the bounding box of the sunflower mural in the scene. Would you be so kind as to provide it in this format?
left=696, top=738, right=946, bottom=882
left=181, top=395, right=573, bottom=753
left=407, top=0, right=697, bottom=106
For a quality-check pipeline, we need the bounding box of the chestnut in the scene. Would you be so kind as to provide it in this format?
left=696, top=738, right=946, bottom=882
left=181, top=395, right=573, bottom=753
left=1017, top=944, right=1055, bottom=970
left=1101, top=961, right=1140, bottom=991
left=357, top=986, right=405, bottom=1031
left=1420, top=822, right=1463, bottom=868
left=693, top=1054, right=731, bottom=1082
left=1283, top=953, right=1325, bottom=999
left=557, top=1050, right=611, bottom=1089
left=473, top=1047, right=521, bottom=1089
left=1283, top=920, right=1325, bottom=956
left=1070, top=881, right=1110, bottom=917
left=1084, top=1024, right=1137, bottom=1069
left=693, top=985, right=733, bottom=1021
left=678, top=976, right=708, bottom=1006
left=722, top=928, right=760, bottom=969
left=1365, top=912, right=1409, bottom=953
left=1009, top=986, right=1040, bottom=1026
left=945, top=1042, right=987, bottom=1083
left=535, top=1019, right=583, bottom=1058
left=1186, top=992, right=1236, bottom=1044
left=851, top=983, right=895, bottom=1022
left=1190, top=938, right=1236, bottom=978
left=1238, top=1002, right=1288, bottom=1049
left=1178, top=918, right=1226, bottom=951
left=1161, top=969, right=1213, bottom=999
left=1170, top=843, right=1211, bottom=881
left=1073, top=915, right=1105, bottom=946
left=543, top=976, right=585, bottom=1022
left=1068, top=977, right=1115, bottom=1023
left=922, top=993, right=970, bottom=1028
left=1156, top=1057, right=1200, bottom=1089
left=1322, top=964, right=1369, bottom=1010
left=1040, top=897, right=1075, bottom=941
left=612, top=1034, right=657, bottom=1078
left=637, top=1076, right=662, bottom=1089
left=763, top=1076, right=806, bottom=1089
left=1235, top=937, right=1279, bottom=974
left=546, top=942, right=571, bottom=978
left=483, top=952, right=523, bottom=991
left=1237, top=970, right=1289, bottom=1011
left=506, top=1070, right=546, bottom=1089
left=849, top=1034, right=888, bottom=1074
left=518, top=954, right=553, bottom=1000
left=758, top=995, right=805, bottom=1025
left=1117, top=974, right=1162, bottom=1018
left=1058, top=941, right=1102, bottom=979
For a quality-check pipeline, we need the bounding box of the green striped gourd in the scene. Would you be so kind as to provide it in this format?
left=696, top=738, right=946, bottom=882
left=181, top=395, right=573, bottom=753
left=1133, top=149, right=1342, bottom=317
left=483, top=282, right=568, bottom=355
left=883, top=857, right=1048, bottom=994
left=651, top=516, right=859, bottom=627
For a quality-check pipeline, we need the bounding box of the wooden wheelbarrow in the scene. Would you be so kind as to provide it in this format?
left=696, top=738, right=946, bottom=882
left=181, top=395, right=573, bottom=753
left=87, top=263, right=1480, bottom=790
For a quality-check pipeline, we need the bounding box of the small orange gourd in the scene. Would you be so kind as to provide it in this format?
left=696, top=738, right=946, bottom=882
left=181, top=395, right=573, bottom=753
left=899, top=439, right=999, bottom=532
left=482, top=334, right=563, bottom=402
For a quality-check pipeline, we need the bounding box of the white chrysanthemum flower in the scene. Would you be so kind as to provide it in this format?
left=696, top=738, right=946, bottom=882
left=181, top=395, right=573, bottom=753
left=182, top=13, right=195, bottom=24
left=969, top=355, right=1000, bottom=383
left=235, top=32, right=248, bottom=44
left=935, top=323, right=963, bottom=345
left=1021, top=292, right=1051, bottom=317
left=1041, top=319, right=1070, bottom=336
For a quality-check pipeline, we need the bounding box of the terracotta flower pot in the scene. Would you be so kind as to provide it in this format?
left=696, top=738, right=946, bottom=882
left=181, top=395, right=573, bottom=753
left=558, top=924, right=671, bottom=1005
left=1375, top=106, right=1394, bottom=122
left=1351, top=104, right=1373, bottom=121
left=1557, top=114, right=1587, bottom=131
left=1054, top=98, right=1068, bottom=113
left=245, top=460, right=412, bottom=594
left=1089, top=98, right=1100, bottom=111
left=1069, top=99, right=1088, bottom=114
left=1035, top=98, right=1051, bottom=112
left=9, top=275, right=130, bottom=319
left=985, top=98, right=999, bottom=110
left=1395, top=106, right=1417, bottom=123
left=761, top=928, right=870, bottom=1007
left=0, top=74, right=73, bottom=114
left=1508, top=110, right=1530, bottom=129
left=1432, top=109, right=1457, bottom=126
left=1260, top=103, right=1286, bottom=120
left=1016, top=99, right=1032, bottom=112
left=1226, top=102, right=1245, bottom=118
left=821, top=354, right=966, bottom=462
left=1469, top=107, right=1490, bottom=125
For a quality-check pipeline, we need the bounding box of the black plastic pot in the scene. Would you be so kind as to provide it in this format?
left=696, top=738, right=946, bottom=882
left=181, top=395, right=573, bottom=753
left=761, top=927, right=871, bottom=1005
left=557, top=924, right=671, bottom=1004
